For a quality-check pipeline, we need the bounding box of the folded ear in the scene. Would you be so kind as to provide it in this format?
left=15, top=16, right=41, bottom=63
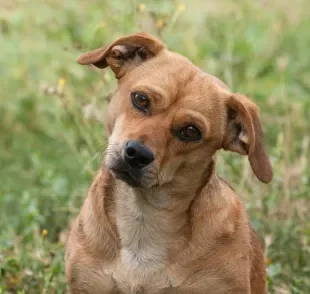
left=222, top=93, right=273, bottom=183
left=77, top=32, right=166, bottom=78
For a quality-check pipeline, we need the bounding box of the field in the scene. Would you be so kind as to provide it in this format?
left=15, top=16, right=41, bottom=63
left=1, top=0, right=310, bottom=293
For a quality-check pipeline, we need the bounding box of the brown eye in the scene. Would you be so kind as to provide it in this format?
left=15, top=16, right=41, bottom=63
left=131, top=92, right=150, bottom=113
left=177, top=125, right=201, bottom=141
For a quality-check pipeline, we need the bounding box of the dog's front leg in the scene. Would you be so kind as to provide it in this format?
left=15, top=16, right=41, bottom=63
left=69, top=289, right=118, bottom=294
left=66, top=265, right=118, bottom=294
left=68, top=282, right=119, bottom=294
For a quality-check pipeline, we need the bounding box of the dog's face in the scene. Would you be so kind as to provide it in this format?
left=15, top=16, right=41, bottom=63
left=78, top=33, right=273, bottom=188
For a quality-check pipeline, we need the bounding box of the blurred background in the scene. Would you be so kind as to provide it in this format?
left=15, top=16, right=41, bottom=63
left=1, top=0, right=309, bottom=293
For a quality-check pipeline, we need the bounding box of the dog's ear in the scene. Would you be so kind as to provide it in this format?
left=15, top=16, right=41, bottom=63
left=77, top=32, right=166, bottom=78
left=222, top=93, right=273, bottom=183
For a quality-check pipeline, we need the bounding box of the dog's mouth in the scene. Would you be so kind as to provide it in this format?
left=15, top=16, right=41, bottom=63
left=110, top=168, right=140, bottom=187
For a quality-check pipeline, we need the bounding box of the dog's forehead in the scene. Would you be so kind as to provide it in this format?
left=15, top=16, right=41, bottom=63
left=125, top=50, right=229, bottom=108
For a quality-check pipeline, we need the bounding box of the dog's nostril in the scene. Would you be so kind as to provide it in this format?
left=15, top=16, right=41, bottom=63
left=126, top=147, right=136, bottom=158
left=124, top=140, right=154, bottom=168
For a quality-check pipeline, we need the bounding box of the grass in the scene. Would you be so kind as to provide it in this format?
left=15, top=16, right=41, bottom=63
left=0, top=0, right=309, bottom=293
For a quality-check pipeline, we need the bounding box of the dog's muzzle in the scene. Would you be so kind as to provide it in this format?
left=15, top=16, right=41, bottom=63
left=109, top=140, right=155, bottom=187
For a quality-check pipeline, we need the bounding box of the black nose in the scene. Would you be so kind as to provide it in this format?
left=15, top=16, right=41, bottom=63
left=124, top=140, right=154, bottom=169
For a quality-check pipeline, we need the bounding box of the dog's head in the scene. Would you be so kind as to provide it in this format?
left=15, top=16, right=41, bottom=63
left=78, top=33, right=273, bottom=189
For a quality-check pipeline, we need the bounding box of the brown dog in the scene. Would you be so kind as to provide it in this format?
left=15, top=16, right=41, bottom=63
left=65, top=32, right=272, bottom=294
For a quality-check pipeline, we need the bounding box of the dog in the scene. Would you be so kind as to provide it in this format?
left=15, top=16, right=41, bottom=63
left=65, top=32, right=273, bottom=294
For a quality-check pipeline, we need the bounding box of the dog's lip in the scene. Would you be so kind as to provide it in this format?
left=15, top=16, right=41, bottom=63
left=110, top=168, right=139, bottom=187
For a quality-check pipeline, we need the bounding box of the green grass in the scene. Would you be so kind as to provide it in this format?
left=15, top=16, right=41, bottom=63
left=1, top=0, right=310, bottom=293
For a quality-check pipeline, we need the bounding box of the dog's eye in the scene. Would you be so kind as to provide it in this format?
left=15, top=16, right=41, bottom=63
left=177, top=125, right=201, bottom=141
left=131, top=92, right=150, bottom=113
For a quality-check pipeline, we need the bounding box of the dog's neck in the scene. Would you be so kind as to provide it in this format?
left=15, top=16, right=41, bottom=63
left=110, top=160, right=216, bottom=269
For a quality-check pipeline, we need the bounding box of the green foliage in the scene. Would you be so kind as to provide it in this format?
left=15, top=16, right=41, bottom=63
left=0, top=0, right=309, bottom=292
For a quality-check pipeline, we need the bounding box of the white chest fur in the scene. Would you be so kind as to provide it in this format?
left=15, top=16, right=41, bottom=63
left=116, top=186, right=168, bottom=269
left=111, top=185, right=178, bottom=291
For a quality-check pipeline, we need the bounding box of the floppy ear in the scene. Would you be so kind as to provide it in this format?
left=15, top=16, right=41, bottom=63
left=222, top=93, right=273, bottom=183
left=77, top=32, right=166, bottom=79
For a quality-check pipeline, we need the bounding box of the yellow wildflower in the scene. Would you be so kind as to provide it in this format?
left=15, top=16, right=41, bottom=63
left=57, top=78, right=65, bottom=94
left=42, top=229, right=48, bottom=237
left=178, top=4, right=185, bottom=12
left=156, top=19, right=164, bottom=28
left=139, top=3, right=146, bottom=12
left=58, top=78, right=65, bottom=87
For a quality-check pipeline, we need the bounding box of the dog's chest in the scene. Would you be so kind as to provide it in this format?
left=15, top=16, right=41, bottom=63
left=109, top=189, right=179, bottom=291
left=116, top=188, right=171, bottom=266
left=106, top=261, right=173, bottom=293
